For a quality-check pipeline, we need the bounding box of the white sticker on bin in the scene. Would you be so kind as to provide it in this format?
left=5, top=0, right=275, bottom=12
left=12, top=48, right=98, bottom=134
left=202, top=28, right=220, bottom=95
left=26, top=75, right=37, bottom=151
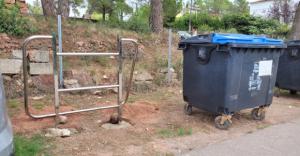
left=258, top=60, right=273, bottom=76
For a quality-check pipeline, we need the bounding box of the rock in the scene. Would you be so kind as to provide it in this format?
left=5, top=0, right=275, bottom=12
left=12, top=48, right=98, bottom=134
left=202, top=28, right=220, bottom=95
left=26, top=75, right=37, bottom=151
left=11, top=50, right=23, bottom=59
left=31, top=75, right=54, bottom=93
left=76, top=41, right=84, bottom=47
left=59, top=115, right=68, bottom=124
left=3, top=75, right=12, bottom=81
left=108, top=88, right=118, bottom=94
left=61, top=129, right=71, bottom=137
left=134, top=70, right=153, bottom=81
left=28, top=50, right=50, bottom=63
left=92, top=90, right=104, bottom=96
left=29, top=63, right=53, bottom=75
left=101, top=121, right=132, bottom=130
left=133, top=81, right=154, bottom=93
left=69, top=70, right=94, bottom=86
left=63, top=79, right=80, bottom=89
left=160, top=68, right=175, bottom=74
left=45, top=128, right=72, bottom=137
left=0, top=59, right=22, bottom=74
left=103, top=75, right=108, bottom=79
left=109, top=113, right=120, bottom=124
left=31, top=95, right=45, bottom=100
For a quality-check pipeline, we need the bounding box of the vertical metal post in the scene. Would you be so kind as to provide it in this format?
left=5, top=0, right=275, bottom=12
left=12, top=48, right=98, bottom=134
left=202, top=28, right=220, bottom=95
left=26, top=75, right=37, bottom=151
left=167, top=29, right=172, bottom=84
left=58, top=15, right=64, bottom=87
left=117, top=37, right=123, bottom=122
left=52, top=33, right=59, bottom=127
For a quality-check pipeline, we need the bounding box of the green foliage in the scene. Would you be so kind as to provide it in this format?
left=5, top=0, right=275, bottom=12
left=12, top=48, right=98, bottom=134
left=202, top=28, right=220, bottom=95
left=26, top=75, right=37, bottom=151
left=88, top=0, right=115, bottom=21
left=174, top=12, right=290, bottom=38
left=28, top=0, right=43, bottom=15
left=194, top=0, right=234, bottom=15
left=232, top=0, right=249, bottom=15
left=173, top=13, right=223, bottom=31
left=126, top=4, right=150, bottom=33
left=162, top=0, right=182, bottom=27
left=0, top=0, right=37, bottom=36
left=14, top=135, right=48, bottom=156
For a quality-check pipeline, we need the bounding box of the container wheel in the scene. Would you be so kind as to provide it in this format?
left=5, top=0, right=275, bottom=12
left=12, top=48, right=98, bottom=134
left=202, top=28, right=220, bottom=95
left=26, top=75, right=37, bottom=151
left=251, top=108, right=266, bottom=121
left=214, top=115, right=232, bottom=130
left=290, top=90, right=297, bottom=95
left=184, top=104, right=192, bottom=115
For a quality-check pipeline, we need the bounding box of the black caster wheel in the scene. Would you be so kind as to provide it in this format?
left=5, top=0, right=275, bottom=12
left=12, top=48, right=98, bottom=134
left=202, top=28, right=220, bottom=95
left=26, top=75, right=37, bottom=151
left=214, top=115, right=232, bottom=130
left=184, top=104, right=192, bottom=115
left=251, top=108, right=266, bottom=121
left=290, top=90, right=297, bottom=95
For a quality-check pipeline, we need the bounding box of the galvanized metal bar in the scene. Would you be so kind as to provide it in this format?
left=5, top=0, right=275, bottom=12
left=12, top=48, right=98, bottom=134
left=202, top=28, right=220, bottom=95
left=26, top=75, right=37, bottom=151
left=58, top=15, right=64, bottom=87
left=167, top=28, right=172, bottom=83
left=117, top=36, right=123, bottom=120
left=57, top=52, right=119, bottom=56
left=22, top=35, right=53, bottom=119
left=58, top=84, right=119, bottom=92
left=24, top=105, right=120, bottom=119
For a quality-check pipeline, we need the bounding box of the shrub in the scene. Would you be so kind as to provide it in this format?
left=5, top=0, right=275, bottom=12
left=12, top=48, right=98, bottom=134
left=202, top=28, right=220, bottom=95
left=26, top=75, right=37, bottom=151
left=0, top=0, right=37, bottom=36
left=174, top=13, right=290, bottom=38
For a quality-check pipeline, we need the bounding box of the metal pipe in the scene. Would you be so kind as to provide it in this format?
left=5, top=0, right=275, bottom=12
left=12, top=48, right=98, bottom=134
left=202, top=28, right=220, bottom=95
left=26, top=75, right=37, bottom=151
left=22, top=35, right=53, bottom=119
left=58, top=15, right=64, bottom=87
left=58, top=84, right=119, bottom=92
left=57, top=52, right=119, bottom=56
left=167, top=29, right=172, bottom=83
left=24, top=105, right=120, bottom=119
left=117, top=36, right=123, bottom=120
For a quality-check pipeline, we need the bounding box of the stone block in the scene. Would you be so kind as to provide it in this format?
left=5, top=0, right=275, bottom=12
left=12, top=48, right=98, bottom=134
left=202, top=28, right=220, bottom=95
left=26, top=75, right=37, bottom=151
left=29, top=50, right=50, bottom=63
left=30, top=63, right=53, bottom=75
left=0, top=59, right=22, bottom=74
left=12, top=50, right=23, bottom=59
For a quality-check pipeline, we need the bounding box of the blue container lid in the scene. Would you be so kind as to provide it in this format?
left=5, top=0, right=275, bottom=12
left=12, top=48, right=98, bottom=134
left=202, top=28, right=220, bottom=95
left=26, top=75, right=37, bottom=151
left=181, top=33, right=284, bottom=46
left=212, top=33, right=283, bottom=45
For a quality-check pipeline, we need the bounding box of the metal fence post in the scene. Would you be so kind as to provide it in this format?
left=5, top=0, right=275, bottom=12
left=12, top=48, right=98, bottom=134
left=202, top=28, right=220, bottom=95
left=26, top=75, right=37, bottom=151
left=58, top=15, right=64, bottom=87
left=167, top=28, right=173, bottom=84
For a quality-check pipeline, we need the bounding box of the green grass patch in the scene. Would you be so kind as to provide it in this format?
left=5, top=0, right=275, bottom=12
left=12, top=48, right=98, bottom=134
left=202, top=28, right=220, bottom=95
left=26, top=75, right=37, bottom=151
left=158, top=127, right=192, bottom=138
left=7, top=99, right=20, bottom=109
left=32, top=102, right=45, bottom=110
left=14, top=135, right=49, bottom=156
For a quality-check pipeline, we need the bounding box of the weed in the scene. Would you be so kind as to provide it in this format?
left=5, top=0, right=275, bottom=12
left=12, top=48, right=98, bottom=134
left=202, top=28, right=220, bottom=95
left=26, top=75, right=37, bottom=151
left=14, top=134, right=49, bottom=156
left=158, top=127, right=192, bottom=138
left=7, top=99, right=19, bottom=109
left=256, top=124, right=271, bottom=130
left=93, top=57, right=110, bottom=67
left=153, top=74, right=166, bottom=86
left=32, top=102, right=44, bottom=110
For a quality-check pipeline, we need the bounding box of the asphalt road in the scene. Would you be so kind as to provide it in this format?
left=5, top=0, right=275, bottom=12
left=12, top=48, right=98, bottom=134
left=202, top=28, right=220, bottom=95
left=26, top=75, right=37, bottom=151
left=184, top=119, right=300, bottom=156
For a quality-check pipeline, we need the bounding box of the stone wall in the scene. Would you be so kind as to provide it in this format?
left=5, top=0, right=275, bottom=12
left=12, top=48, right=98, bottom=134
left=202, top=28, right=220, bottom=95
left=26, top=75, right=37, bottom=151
left=5, top=0, right=28, bottom=14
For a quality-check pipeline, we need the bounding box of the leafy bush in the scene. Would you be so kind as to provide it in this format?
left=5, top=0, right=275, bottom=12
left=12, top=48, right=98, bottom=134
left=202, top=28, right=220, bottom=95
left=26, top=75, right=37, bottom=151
left=0, top=0, right=37, bottom=36
left=174, top=13, right=290, bottom=38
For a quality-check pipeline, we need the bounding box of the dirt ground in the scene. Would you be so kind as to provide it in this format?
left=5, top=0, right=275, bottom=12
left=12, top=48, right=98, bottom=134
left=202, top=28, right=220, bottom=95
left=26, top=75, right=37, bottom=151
left=8, top=87, right=300, bottom=156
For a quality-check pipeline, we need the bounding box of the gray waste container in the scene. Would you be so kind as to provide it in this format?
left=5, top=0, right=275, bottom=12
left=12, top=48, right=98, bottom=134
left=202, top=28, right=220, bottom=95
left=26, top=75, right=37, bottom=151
left=276, top=40, right=300, bottom=94
left=178, top=33, right=286, bottom=129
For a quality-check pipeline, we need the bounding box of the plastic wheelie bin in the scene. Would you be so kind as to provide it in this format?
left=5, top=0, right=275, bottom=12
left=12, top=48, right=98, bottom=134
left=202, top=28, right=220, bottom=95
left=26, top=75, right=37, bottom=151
left=178, top=33, right=286, bottom=129
left=276, top=40, right=300, bottom=95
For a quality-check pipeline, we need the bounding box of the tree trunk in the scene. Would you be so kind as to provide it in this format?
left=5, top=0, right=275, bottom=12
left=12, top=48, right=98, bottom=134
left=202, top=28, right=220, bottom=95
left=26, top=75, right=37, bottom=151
left=103, top=8, right=106, bottom=21
left=289, top=2, right=300, bottom=40
left=150, top=0, right=163, bottom=34
left=41, top=0, right=56, bottom=16
left=58, top=0, right=70, bottom=17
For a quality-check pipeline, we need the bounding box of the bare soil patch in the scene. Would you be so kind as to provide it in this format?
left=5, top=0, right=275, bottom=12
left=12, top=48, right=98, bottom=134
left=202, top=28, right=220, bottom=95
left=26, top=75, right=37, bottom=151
left=9, top=87, right=300, bottom=155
